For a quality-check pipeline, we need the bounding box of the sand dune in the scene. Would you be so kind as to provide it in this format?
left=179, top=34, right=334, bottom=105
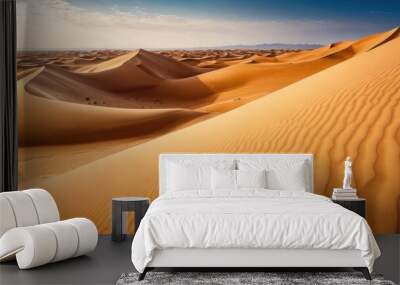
left=18, top=28, right=400, bottom=234
left=76, top=49, right=206, bottom=78
left=17, top=50, right=129, bottom=73
left=73, top=52, right=137, bottom=73
left=163, top=49, right=288, bottom=68
left=351, top=27, right=399, bottom=53
left=19, top=86, right=205, bottom=146
left=26, top=29, right=400, bottom=234
left=24, top=50, right=216, bottom=109
left=21, top=51, right=343, bottom=145
left=196, top=28, right=399, bottom=110
left=24, top=67, right=217, bottom=109
left=275, top=27, right=399, bottom=63
left=275, top=41, right=354, bottom=62
left=16, top=67, right=41, bottom=80
left=24, top=29, right=385, bottom=111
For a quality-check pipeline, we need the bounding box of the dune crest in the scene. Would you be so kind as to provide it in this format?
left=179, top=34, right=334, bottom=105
left=275, top=27, right=400, bottom=63
left=75, top=51, right=139, bottom=73
left=24, top=54, right=213, bottom=109
left=76, top=49, right=207, bottom=78
left=350, top=27, right=400, bottom=53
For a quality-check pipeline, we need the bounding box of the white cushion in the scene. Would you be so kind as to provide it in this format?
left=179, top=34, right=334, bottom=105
left=42, top=221, right=79, bottom=262
left=211, top=169, right=236, bottom=190
left=0, top=218, right=97, bottom=269
left=64, top=218, right=98, bottom=257
left=167, top=160, right=235, bottom=191
left=238, top=159, right=307, bottom=191
left=167, top=163, right=210, bottom=191
left=24, top=189, right=60, bottom=224
left=0, top=226, right=57, bottom=269
left=237, top=169, right=267, bottom=189
left=267, top=166, right=306, bottom=191
left=0, top=192, right=39, bottom=227
left=0, top=196, right=17, bottom=237
left=211, top=169, right=267, bottom=190
left=0, top=189, right=59, bottom=234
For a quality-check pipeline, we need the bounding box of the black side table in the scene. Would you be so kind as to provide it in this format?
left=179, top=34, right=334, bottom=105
left=112, top=197, right=150, bottom=242
left=332, top=198, right=366, bottom=218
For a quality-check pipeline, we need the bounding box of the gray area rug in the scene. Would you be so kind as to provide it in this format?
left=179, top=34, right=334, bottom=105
left=117, top=272, right=395, bottom=285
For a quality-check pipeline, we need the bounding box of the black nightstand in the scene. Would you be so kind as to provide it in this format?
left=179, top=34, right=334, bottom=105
left=332, top=198, right=366, bottom=218
left=112, top=197, right=150, bottom=242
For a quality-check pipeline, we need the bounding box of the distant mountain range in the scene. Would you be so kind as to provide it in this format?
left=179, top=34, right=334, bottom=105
left=17, top=43, right=323, bottom=52
left=187, top=43, right=322, bottom=50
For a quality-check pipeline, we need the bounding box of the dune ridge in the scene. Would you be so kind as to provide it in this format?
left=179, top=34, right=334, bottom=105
left=17, top=50, right=129, bottom=76
left=25, top=49, right=214, bottom=108
left=19, top=76, right=205, bottom=145
left=77, top=49, right=207, bottom=78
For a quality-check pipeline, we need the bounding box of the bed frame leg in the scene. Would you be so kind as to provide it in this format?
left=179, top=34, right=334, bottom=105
left=354, top=267, right=371, bottom=280
left=138, top=268, right=148, bottom=281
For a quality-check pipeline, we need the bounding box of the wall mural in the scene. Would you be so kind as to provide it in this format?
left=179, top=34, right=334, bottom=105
left=16, top=0, right=400, bottom=234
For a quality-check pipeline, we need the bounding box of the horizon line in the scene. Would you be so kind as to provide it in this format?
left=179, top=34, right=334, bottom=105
left=16, top=43, right=323, bottom=52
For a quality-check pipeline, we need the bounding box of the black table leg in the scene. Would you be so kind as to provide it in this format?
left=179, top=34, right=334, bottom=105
left=112, top=202, right=124, bottom=241
left=134, top=202, right=149, bottom=233
left=112, top=198, right=150, bottom=241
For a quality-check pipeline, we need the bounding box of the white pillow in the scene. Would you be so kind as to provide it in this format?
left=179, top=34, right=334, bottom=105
left=167, top=160, right=235, bottom=191
left=167, top=163, right=209, bottom=191
left=211, top=169, right=267, bottom=190
left=238, top=159, right=307, bottom=191
left=211, top=169, right=236, bottom=190
left=267, top=167, right=306, bottom=191
left=237, top=169, right=267, bottom=188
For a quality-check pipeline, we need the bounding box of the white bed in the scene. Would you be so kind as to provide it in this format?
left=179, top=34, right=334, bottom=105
left=131, top=153, right=380, bottom=280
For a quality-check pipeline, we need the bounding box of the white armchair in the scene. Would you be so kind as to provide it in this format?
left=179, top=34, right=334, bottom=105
left=0, top=189, right=98, bottom=269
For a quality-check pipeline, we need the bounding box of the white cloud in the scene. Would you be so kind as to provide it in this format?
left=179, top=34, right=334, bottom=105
left=16, top=0, right=373, bottom=50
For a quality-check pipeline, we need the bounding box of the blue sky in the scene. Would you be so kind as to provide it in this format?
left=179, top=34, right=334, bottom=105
left=69, top=0, right=400, bottom=26
left=17, top=0, right=400, bottom=49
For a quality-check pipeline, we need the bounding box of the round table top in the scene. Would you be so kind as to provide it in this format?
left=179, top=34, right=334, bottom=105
left=112, top=197, right=149, bottom=202
left=332, top=198, right=365, bottom=201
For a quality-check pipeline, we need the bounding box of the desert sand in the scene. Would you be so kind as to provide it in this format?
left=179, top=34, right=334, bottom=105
left=18, top=27, right=400, bottom=234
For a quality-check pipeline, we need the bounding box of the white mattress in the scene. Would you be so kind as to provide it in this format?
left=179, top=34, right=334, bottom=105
left=131, top=190, right=380, bottom=273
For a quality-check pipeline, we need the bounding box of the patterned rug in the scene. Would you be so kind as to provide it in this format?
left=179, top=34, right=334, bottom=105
left=116, top=271, right=395, bottom=285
